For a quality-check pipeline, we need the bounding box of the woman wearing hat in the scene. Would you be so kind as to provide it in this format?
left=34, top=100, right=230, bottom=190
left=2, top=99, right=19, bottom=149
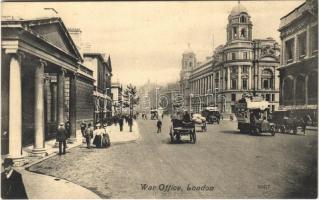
left=93, top=123, right=102, bottom=148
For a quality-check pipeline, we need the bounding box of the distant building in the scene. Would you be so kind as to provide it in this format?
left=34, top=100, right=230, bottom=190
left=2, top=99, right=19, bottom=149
left=181, top=3, right=281, bottom=117
left=278, top=0, right=318, bottom=120
left=111, top=82, right=123, bottom=115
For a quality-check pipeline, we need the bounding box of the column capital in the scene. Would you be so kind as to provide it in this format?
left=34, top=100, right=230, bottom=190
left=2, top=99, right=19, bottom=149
left=59, top=68, right=67, bottom=76
left=8, top=51, right=25, bottom=62
left=38, top=59, right=47, bottom=68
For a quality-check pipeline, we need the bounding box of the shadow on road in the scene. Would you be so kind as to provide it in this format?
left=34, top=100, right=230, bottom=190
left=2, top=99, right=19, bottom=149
left=221, top=130, right=275, bottom=137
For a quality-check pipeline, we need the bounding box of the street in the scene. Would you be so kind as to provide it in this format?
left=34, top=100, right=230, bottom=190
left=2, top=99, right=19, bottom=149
left=29, top=117, right=317, bottom=198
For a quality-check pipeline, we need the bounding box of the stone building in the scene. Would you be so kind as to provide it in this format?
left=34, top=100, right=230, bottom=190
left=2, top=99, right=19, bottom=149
left=278, top=0, right=318, bottom=120
left=111, top=82, right=123, bottom=115
left=183, top=3, right=281, bottom=116
left=83, top=53, right=113, bottom=124
left=180, top=50, right=197, bottom=111
left=1, top=17, right=94, bottom=163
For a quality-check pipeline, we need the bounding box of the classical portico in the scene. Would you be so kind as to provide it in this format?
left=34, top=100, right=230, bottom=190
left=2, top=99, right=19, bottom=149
left=1, top=17, right=83, bottom=165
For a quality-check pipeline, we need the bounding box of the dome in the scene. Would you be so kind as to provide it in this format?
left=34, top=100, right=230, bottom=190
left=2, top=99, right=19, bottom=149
left=230, top=4, right=248, bottom=16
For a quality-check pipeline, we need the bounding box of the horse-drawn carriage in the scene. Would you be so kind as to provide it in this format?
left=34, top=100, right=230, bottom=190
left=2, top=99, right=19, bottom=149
left=169, top=119, right=196, bottom=143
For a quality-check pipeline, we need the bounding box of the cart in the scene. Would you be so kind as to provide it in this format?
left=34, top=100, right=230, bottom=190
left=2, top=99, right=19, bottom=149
left=169, top=119, right=196, bottom=144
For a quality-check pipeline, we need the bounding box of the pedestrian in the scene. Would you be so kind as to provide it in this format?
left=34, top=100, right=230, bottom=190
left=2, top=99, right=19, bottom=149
left=65, top=120, right=71, bottom=139
left=80, top=120, right=87, bottom=137
left=102, top=124, right=111, bottom=148
left=157, top=119, right=162, bottom=133
left=1, top=158, right=28, bottom=199
left=128, top=116, right=133, bottom=132
left=93, top=123, right=102, bottom=148
left=56, top=122, right=67, bottom=155
left=84, top=123, right=93, bottom=148
left=119, top=116, right=124, bottom=132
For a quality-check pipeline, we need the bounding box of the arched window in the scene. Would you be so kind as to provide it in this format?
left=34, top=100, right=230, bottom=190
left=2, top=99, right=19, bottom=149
left=295, top=75, right=306, bottom=105
left=261, top=69, right=273, bottom=89
left=282, top=77, right=294, bottom=105
left=308, top=71, right=318, bottom=104
left=240, top=28, right=246, bottom=38
left=240, top=16, right=246, bottom=23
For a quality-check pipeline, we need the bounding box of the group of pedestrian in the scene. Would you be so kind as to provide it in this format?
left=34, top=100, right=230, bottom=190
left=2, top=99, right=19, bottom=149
left=80, top=121, right=110, bottom=149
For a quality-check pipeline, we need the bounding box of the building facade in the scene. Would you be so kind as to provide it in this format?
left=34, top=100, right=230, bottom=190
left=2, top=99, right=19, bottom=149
left=278, top=0, right=318, bottom=120
left=183, top=3, right=281, bottom=117
left=111, top=82, right=123, bottom=116
left=83, top=53, right=113, bottom=124
left=1, top=17, right=94, bottom=163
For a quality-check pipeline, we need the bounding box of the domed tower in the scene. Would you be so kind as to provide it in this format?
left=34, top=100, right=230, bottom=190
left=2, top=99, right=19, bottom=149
left=226, top=3, right=253, bottom=43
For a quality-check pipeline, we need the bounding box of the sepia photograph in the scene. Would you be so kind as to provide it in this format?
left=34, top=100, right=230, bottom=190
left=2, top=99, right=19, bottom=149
left=1, top=0, right=318, bottom=199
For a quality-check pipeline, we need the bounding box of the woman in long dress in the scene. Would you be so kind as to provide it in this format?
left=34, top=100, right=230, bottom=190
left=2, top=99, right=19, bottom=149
left=93, top=124, right=102, bottom=148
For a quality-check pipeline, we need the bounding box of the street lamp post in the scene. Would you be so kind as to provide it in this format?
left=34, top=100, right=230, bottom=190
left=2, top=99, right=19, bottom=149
left=155, top=87, right=160, bottom=110
left=189, top=93, right=193, bottom=112
left=214, top=88, right=218, bottom=107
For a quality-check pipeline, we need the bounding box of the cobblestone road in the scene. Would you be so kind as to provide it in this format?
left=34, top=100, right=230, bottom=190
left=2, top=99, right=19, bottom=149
left=29, top=118, right=317, bottom=198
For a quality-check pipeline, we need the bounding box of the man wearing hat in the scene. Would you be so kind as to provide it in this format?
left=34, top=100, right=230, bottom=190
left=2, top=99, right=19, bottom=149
left=1, top=158, right=28, bottom=199
left=56, top=122, right=67, bottom=155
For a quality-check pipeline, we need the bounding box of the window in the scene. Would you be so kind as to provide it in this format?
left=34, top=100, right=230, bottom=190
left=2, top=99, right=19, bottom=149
left=233, top=27, right=237, bottom=38
left=272, top=94, right=275, bottom=102
left=295, top=76, right=306, bottom=105
left=240, top=28, right=246, bottom=38
left=231, top=66, right=237, bottom=74
left=308, top=71, right=318, bottom=104
left=285, top=38, right=295, bottom=63
left=266, top=94, right=270, bottom=101
left=242, top=65, right=249, bottom=73
left=242, top=79, right=248, bottom=90
left=298, top=32, right=307, bottom=58
left=231, top=94, right=236, bottom=101
left=261, top=69, right=273, bottom=89
left=231, top=79, right=237, bottom=89
left=231, top=52, right=236, bottom=60
left=189, top=62, right=193, bottom=67
left=272, top=105, right=275, bottom=112
left=311, top=25, right=318, bottom=54
left=240, top=16, right=246, bottom=23
left=243, top=52, right=248, bottom=59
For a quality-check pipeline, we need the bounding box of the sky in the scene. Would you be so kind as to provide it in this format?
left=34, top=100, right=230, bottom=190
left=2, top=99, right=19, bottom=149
left=2, top=1, right=303, bottom=86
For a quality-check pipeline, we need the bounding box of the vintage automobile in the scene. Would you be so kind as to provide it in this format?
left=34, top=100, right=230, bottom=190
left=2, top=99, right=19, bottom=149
left=201, top=107, right=220, bottom=124
left=235, top=96, right=275, bottom=136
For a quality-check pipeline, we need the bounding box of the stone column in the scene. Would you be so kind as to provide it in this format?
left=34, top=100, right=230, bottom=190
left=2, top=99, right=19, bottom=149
left=57, top=69, right=65, bottom=125
left=50, top=82, right=58, bottom=123
left=68, top=72, right=77, bottom=143
left=293, top=78, right=297, bottom=105
left=294, top=35, right=298, bottom=62
left=227, top=66, right=231, bottom=90
left=305, top=75, right=308, bottom=105
left=32, top=59, right=47, bottom=157
left=8, top=53, right=25, bottom=166
left=238, top=65, right=242, bottom=90
left=248, top=66, right=252, bottom=90
left=306, top=24, right=311, bottom=58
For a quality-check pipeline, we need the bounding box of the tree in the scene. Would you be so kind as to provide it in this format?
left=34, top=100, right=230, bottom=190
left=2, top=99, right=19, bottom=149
left=123, top=84, right=139, bottom=131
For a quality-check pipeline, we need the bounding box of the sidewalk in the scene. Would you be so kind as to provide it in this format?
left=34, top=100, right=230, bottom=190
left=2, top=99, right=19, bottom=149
left=108, top=121, right=140, bottom=144
left=18, top=169, right=100, bottom=199
left=9, top=123, right=140, bottom=199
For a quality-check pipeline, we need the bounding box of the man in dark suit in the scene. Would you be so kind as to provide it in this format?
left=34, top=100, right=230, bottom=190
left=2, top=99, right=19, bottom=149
left=56, top=122, right=67, bottom=155
left=1, top=158, right=28, bottom=199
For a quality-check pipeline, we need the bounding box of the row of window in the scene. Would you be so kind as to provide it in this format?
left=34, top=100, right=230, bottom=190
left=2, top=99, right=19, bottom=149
left=226, top=51, right=250, bottom=61
left=231, top=93, right=275, bottom=102
left=284, top=24, right=318, bottom=64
